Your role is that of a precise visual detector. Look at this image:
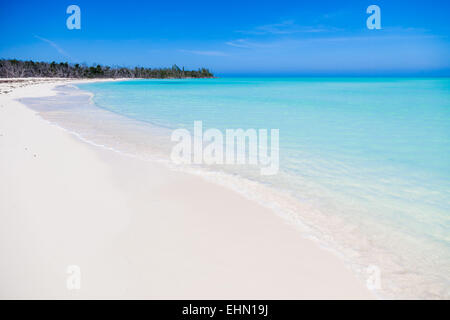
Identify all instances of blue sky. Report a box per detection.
[1,0,449,75]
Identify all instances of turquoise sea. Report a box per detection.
[54,78,450,298]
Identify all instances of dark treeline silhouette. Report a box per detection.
[0,59,214,79]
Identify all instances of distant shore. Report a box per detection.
[0,77,131,94]
[0,59,214,79]
[0,78,373,299]
[0,77,219,94]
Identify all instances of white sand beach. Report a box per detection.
[0,79,373,299]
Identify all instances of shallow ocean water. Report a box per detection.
[25,77,450,298]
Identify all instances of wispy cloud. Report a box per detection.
[381,26,431,34]
[179,49,227,56]
[225,39,252,48]
[321,9,348,20]
[34,35,72,59]
[224,33,442,53]
[225,39,277,49]
[237,20,340,35]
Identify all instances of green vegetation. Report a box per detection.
[0,59,214,79]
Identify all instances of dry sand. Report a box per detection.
[0,79,374,299]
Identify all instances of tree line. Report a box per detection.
[0,59,214,79]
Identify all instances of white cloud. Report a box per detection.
[225,39,277,49]
[237,20,340,35]
[225,39,252,48]
[34,35,72,59]
[179,49,227,56]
